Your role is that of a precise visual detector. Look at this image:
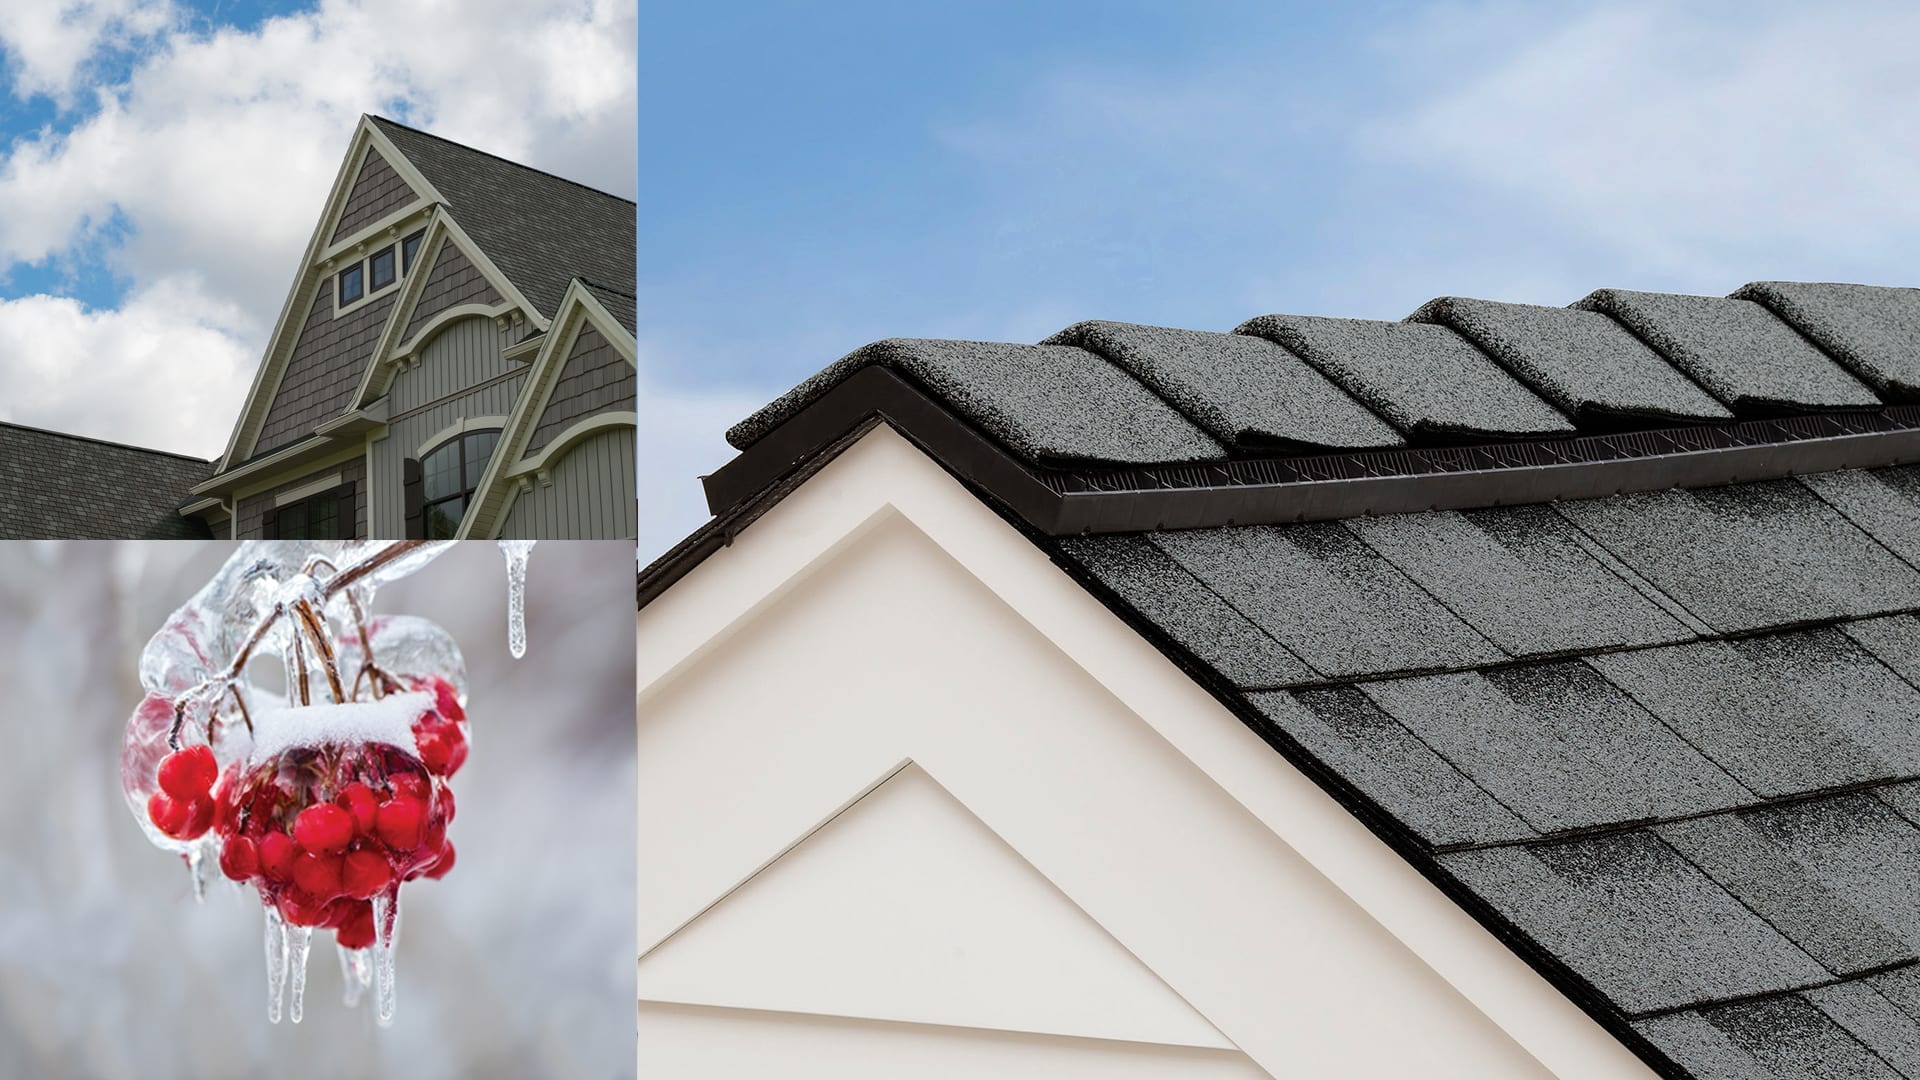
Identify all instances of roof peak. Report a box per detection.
[367,114,636,208]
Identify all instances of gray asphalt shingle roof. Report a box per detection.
[704,277,1920,1079]
[0,423,213,538]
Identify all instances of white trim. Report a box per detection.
[504,411,635,478]
[636,426,1658,1079]
[393,302,515,361]
[272,473,343,507]
[414,414,509,459]
[318,202,429,266]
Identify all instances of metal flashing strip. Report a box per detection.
[703,368,1920,537]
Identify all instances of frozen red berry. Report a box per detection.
[416,728,452,775]
[156,745,218,800]
[180,796,215,840]
[424,842,456,880]
[341,849,393,899]
[374,797,425,849]
[334,900,376,949]
[432,679,464,724]
[279,892,329,927]
[336,782,379,836]
[147,791,190,836]
[293,803,354,855]
[293,851,344,899]
[391,771,430,802]
[259,831,297,882]
[219,836,259,881]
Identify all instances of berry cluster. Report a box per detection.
[144,679,464,955]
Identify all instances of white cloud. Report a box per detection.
[0,0,637,453]
[0,0,175,104]
[632,356,769,562]
[1376,2,1920,287]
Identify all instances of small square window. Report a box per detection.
[369,246,396,291]
[401,230,425,273]
[338,263,364,306]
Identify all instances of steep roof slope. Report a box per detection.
[658,278,1920,1079]
[371,117,636,319]
[0,423,214,538]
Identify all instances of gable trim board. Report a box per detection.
[460,280,636,538]
[636,425,1656,1078]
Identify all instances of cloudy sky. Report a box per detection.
[638,0,1920,556]
[0,0,635,458]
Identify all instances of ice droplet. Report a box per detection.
[185,841,208,903]
[264,906,288,1024]
[373,889,402,1027]
[288,925,313,1023]
[498,540,535,659]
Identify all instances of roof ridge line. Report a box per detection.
[368,114,637,208]
[0,419,215,463]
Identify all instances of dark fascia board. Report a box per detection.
[702,366,1920,536]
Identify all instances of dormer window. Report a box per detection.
[369,245,396,290]
[402,230,425,273]
[338,263,364,306]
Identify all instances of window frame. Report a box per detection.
[419,429,500,539]
[401,230,426,275]
[368,244,396,291]
[270,486,347,540]
[337,263,364,307]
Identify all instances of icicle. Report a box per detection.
[498,540,534,659]
[264,906,289,1024]
[287,925,313,1023]
[339,944,371,1007]
[372,888,402,1027]
[186,842,208,903]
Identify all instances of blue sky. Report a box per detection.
[636,2,1920,554]
[0,0,634,463]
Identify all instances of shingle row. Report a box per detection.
[730,281,1920,466]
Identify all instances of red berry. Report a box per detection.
[416,728,452,775]
[336,783,379,836]
[178,796,214,840]
[341,849,393,899]
[279,892,329,927]
[293,851,344,900]
[391,771,430,802]
[259,831,297,882]
[335,900,376,949]
[147,791,189,836]
[219,836,259,881]
[374,797,425,849]
[430,678,464,724]
[423,809,448,855]
[293,803,354,855]
[425,841,456,880]
[156,745,218,800]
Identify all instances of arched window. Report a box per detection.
[419,429,499,538]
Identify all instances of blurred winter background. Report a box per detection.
[0,541,634,1080]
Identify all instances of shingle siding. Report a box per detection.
[329,148,415,243]
[403,240,504,342]
[254,288,398,455]
[234,457,365,539]
[525,324,634,453]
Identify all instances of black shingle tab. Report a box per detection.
[1867,966,1920,1020]
[1439,833,1828,1014]
[728,338,1227,463]
[0,423,214,538]
[1631,1012,1767,1080]
[1576,289,1879,411]
[1347,506,1695,657]
[1801,466,1920,569]
[1807,980,1920,1077]
[1253,688,1536,848]
[1696,995,1901,1080]
[1555,481,1920,633]
[1364,665,1749,834]
[1590,630,1920,797]
[1059,534,1316,687]
[1043,320,1404,451]
[1842,615,1920,688]
[1409,296,1732,423]
[1148,524,1503,678]
[1235,313,1575,439]
[1736,281,1920,398]
[1656,810,1912,975]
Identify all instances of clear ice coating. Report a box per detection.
[125,540,534,1025]
[498,540,535,659]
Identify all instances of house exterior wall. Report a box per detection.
[403,241,504,342]
[367,373,523,537]
[254,287,399,455]
[525,324,635,452]
[389,315,521,413]
[233,455,365,539]
[635,426,1659,1079]
[497,425,635,539]
[328,149,414,243]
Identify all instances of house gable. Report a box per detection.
[328,145,416,245]
[637,425,1653,1078]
